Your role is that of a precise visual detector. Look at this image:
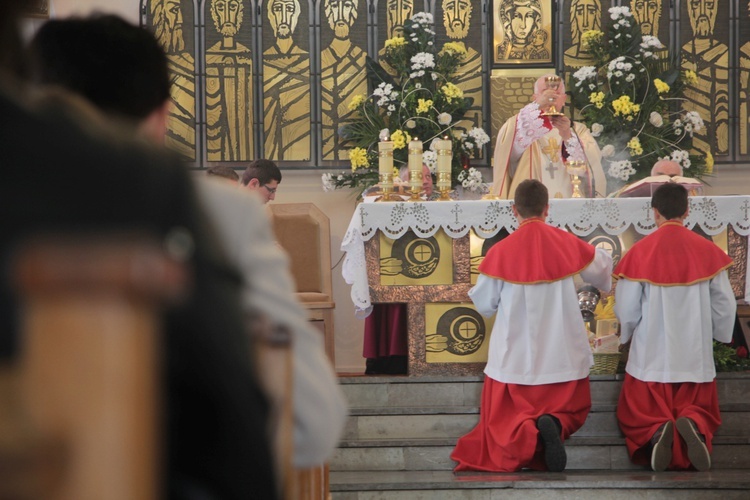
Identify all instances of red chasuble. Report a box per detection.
[614,221,732,285]
[478,218,596,284]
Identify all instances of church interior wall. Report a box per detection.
[45,0,750,373]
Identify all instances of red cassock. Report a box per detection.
[451,377,591,472]
[614,221,731,470]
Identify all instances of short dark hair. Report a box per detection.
[206,166,239,182]
[240,159,282,186]
[27,15,170,121]
[651,183,688,220]
[514,179,548,218]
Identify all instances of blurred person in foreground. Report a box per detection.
[28,13,346,469]
[1,5,277,500]
[451,179,612,472]
[614,183,735,471]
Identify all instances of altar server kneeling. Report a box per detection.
[614,183,735,472]
[451,179,613,472]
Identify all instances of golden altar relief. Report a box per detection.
[205,0,254,161]
[741,5,750,156]
[377,0,414,75]
[263,0,311,161]
[320,0,368,162]
[379,231,454,286]
[147,0,197,161]
[493,0,553,65]
[628,0,668,42]
[425,303,494,364]
[681,0,729,159]
[435,0,484,132]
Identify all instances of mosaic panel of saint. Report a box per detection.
[262,0,311,161]
[493,0,552,64]
[563,0,608,70]
[204,0,254,162]
[627,0,669,46]
[320,0,368,161]
[738,2,750,156]
[144,0,197,161]
[680,0,729,158]
[435,0,484,131]
[377,0,414,75]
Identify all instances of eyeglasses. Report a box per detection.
[262,184,277,194]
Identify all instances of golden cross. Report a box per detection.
[541,138,560,164]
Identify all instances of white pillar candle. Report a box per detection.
[408,138,423,191]
[378,139,394,176]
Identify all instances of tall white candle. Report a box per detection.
[408,138,423,191]
[436,138,452,175]
[379,139,393,175]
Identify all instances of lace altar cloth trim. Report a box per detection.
[341,196,750,313]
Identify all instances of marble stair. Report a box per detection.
[330,373,750,499]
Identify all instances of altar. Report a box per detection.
[341,196,750,376]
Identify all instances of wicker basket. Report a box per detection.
[591,352,621,375]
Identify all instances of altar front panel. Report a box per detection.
[347,198,750,376]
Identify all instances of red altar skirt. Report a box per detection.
[363,304,408,358]
[451,376,591,472]
[616,374,721,470]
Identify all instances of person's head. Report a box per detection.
[631,0,662,37]
[651,159,683,177]
[443,0,472,40]
[687,0,718,37]
[206,165,240,184]
[513,179,549,219]
[241,159,282,203]
[268,0,301,39]
[387,0,414,37]
[652,183,689,222]
[570,0,601,45]
[211,0,244,37]
[500,0,542,45]
[28,15,171,141]
[533,73,566,112]
[325,0,358,38]
[152,0,185,53]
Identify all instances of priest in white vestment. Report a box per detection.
[491,74,606,199]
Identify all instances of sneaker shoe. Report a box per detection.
[650,420,673,472]
[676,417,711,471]
[537,414,566,472]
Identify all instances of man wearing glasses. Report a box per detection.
[241,159,282,203]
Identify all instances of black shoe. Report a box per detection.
[676,417,711,471]
[650,420,673,472]
[537,414,566,472]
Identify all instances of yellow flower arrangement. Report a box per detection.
[347,94,366,111]
[440,82,463,103]
[611,95,640,117]
[684,70,698,85]
[390,129,411,149]
[705,151,714,174]
[627,137,643,155]
[653,79,670,94]
[581,29,604,49]
[384,36,406,49]
[348,147,369,170]
[416,99,433,114]
[439,42,467,57]
[589,91,605,109]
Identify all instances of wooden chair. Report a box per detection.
[1,235,185,500]
[269,203,336,364]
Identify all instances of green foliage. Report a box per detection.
[568,6,711,190]
[713,341,750,372]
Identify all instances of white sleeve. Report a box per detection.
[710,271,737,343]
[614,278,643,344]
[580,247,613,292]
[468,274,503,318]
[564,134,586,162]
[510,103,549,175]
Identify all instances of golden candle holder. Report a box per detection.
[436,172,452,201]
[376,172,402,202]
[565,160,587,198]
[409,182,422,201]
[541,75,564,117]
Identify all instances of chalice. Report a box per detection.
[541,75,564,117]
[565,160,588,198]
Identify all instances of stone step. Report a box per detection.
[341,407,750,441]
[331,437,750,472]
[329,469,750,499]
[339,374,750,409]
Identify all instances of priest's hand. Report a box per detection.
[549,115,572,140]
[534,89,558,112]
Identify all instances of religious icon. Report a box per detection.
[147,0,197,161]
[205,0,254,161]
[628,0,667,41]
[563,0,602,69]
[377,0,414,75]
[493,0,553,65]
[379,231,454,286]
[263,0,311,161]
[424,303,493,365]
[680,0,729,158]
[320,0,368,161]
[436,0,484,132]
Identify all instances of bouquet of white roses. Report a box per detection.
[569,6,710,188]
[322,12,490,196]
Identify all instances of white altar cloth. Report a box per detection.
[341,196,750,315]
